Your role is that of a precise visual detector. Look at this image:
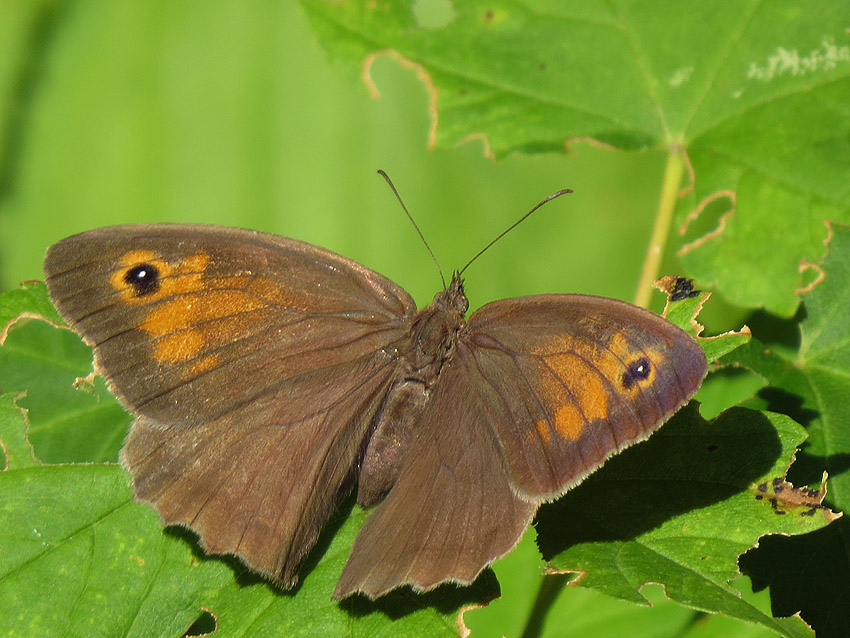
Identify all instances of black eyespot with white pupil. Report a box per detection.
[622,357,651,389]
[123,263,160,297]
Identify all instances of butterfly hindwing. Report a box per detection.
[335,356,536,600]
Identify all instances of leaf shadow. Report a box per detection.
[739,518,849,637]
[536,404,783,558]
[744,307,803,352]
[756,386,819,429]
[339,571,500,620]
[163,494,358,595]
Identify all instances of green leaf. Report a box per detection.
[0,284,130,464]
[0,462,234,638]
[0,281,63,333]
[299,0,850,315]
[660,287,751,363]
[724,224,850,636]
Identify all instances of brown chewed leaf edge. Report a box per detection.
[753,474,839,522]
[0,392,41,471]
[0,281,65,344]
[655,276,751,364]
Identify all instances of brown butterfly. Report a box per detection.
[44,219,706,600]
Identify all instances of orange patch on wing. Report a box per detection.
[533,329,676,442]
[142,298,192,334]
[553,403,585,441]
[112,250,265,365]
[151,252,209,300]
[535,419,552,445]
[110,249,291,370]
[155,330,205,363]
[536,329,668,438]
[191,354,220,375]
[191,289,267,320]
[140,289,266,337]
[544,352,609,439]
[142,289,269,365]
[110,250,209,304]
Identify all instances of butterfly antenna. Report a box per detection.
[458,188,573,276]
[378,170,447,289]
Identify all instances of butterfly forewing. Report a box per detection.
[45,225,415,426]
[464,294,707,499]
[44,224,417,585]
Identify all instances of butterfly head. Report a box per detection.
[434,271,469,316]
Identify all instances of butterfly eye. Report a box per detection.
[622,357,651,389]
[123,263,161,297]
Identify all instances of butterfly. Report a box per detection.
[44,221,706,600]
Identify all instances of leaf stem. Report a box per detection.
[633,149,685,308]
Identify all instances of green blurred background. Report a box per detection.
[0,1,666,314]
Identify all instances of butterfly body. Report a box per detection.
[44,224,707,600]
[358,276,468,506]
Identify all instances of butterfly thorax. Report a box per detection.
[406,275,468,379]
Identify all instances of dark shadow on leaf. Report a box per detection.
[739,518,848,638]
[339,569,500,620]
[165,492,502,617]
[162,524,260,587]
[183,609,216,637]
[255,493,360,595]
[751,384,848,493]
[744,306,804,352]
[163,494,357,596]
[536,404,782,559]
[786,450,850,499]
[757,387,819,429]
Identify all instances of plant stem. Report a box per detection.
[519,574,569,638]
[633,149,685,308]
